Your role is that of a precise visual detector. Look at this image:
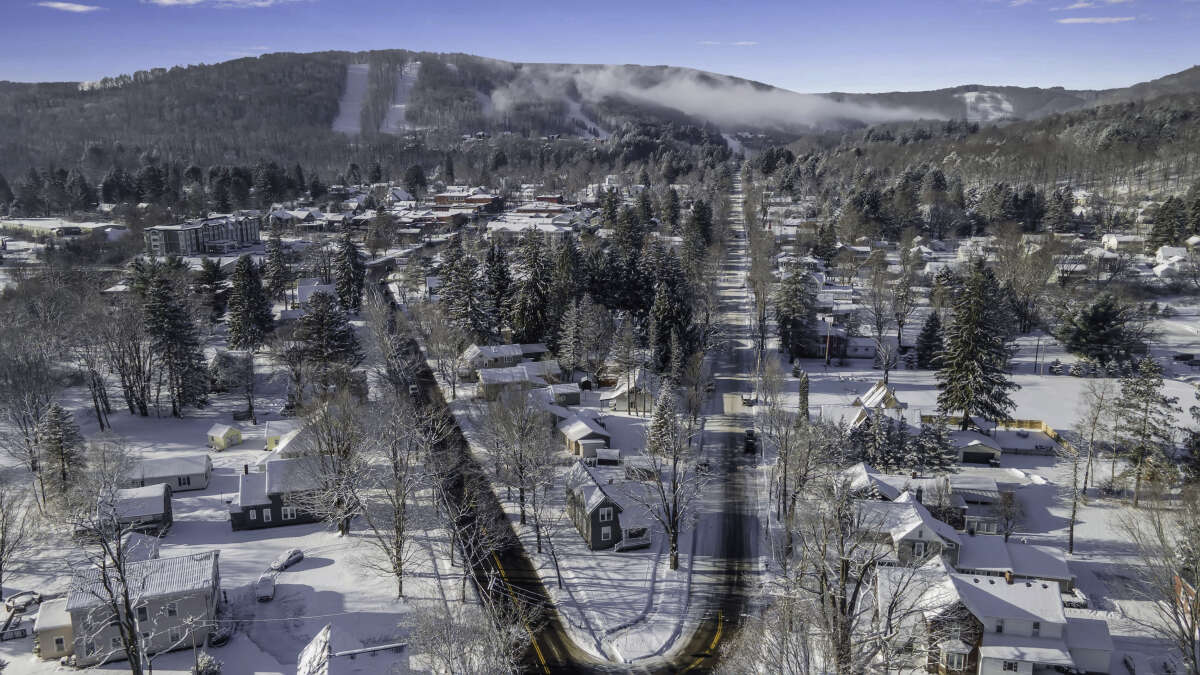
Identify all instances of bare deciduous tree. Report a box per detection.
[0,481,33,602]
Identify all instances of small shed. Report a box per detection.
[264,420,302,451]
[557,415,610,455]
[207,423,242,451]
[33,598,73,660]
[114,484,173,532]
[546,383,582,406]
[595,448,622,466]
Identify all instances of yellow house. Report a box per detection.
[33,598,73,661]
[263,420,301,451]
[207,423,242,451]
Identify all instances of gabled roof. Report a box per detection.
[134,454,210,481]
[67,550,219,611]
[234,472,269,509]
[951,573,1066,625]
[115,484,168,519]
[558,415,610,442]
[265,457,324,495]
[852,380,905,410]
[566,461,623,515]
[979,633,1073,667]
[207,423,236,437]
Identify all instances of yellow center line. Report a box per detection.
[682,610,723,673]
[492,552,552,674]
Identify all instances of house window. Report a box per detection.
[601,526,612,542]
[1002,661,1019,672]
[262,509,272,523]
[178,476,191,487]
[166,602,178,617]
[136,606,148,622]
[912,541,926,558]
[1032,621,1040,637]
[598,507,613,523]
[943,652,966,670]
[249,510,256,521]
[995,619,1004,633]
[282,506,298,520]
[54,636,65,652]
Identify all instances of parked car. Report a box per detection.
[255,574,275,602]
[4,590,41,612]
[270,548,304,571]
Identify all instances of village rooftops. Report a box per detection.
[478,365,548,386]
[66,550,219,611]
[956,536,1071,583]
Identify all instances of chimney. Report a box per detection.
[1004,571,1013,585]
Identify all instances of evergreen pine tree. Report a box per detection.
[774,264,820,360]
[663,188,681,233]
[557,299,583,375]
[263,228,291,305]
[936,262,1019,430]
[510,231,553,344]
[613,319,643,414]
[441,253,493,341]
[915,413,958,474]
[646,387,679,457]
[145,275,209,417]
[797,370,810,421]
[227,254,275,350]
[915,312,943,369]
[333,233,365,313]
[1115,357,1181,507]
[37,403,84,497]
[668,329,684,383]
[482,241,513,334]
[295,291,363,383]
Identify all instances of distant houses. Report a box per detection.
[143,214,260,257]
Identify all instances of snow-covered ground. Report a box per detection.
[0,331,458,674]
[380,61,421,135]
[332,63,370,135]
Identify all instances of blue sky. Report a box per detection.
[2,0,1197,92]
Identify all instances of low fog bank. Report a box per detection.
[488,63,946,130]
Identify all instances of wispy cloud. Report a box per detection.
[1053,0,1131,9]
[731,40,759,46]
[143,0,303,7]
[1056,15,1135,22]
[36,1,103,11]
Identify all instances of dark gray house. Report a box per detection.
[566,462,623,550]
[228,458,322,531]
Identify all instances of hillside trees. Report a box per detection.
[333,233,366,313]
[293,290,364,389]
[144,274,208,417]
[774,264,820,361]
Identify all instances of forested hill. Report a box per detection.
[0,48,1198,180]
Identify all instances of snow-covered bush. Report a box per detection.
[192,652,222,675]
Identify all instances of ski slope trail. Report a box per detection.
[380,61,420,134]
[332,63,370,134]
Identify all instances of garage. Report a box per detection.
[963,451,995,464]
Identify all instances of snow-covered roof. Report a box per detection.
[558,415,610,442]
[599,368,650,400]
[234,471,269,509]
[951,573,1066,625]
[895,492,960,543]
[852,380,905,410]
[34,598,71,631]
[857,493,958,546]
[478,365,547,386]
[120,532,161,563]
[463,343,524,362]
[842,462,902,500]
[207,423,235,437]
[133,454,210,481]
[1007,543,1071,582]
[265,457,324,495]
[979,633,1073,666]
[67,550,219,611]
[1064,616,1113,652]
[950,430,1001,452]
[566,461,623,515]
[115,484,168,519]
